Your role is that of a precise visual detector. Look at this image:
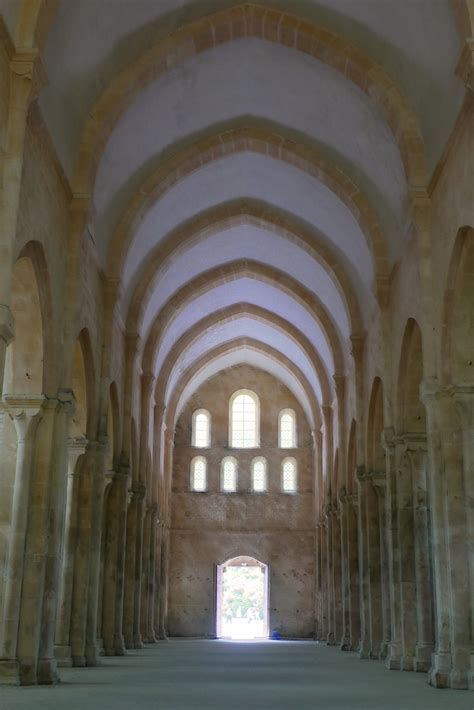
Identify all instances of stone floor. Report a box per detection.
[1,640,472,709]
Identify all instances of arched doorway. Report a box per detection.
[216,557,269,639]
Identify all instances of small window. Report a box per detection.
[230,390,259,448]
[279,409,297,448]
[282,457,297,493]
[190,456,207,492]
[251,457,267,493]
[192,409,210,447]
[221,457,237,492]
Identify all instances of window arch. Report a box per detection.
[221,456,238,492]
[190,456,207,492]
[282,457,297,493]
[229,389,260,448]
[279,408,297,448]
[251,457,267,493]
[192,409,211,447]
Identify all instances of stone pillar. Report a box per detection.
[356,467,370,659]
[37,394,74,684]
[140,504,152,642]
[317,518,328,641]
[421,381,453,688]
[123,488,136,649]
[357,468,384,659]
[0,396,43,684]
[100,466,129,656]
[325,504,335,645]
[331,505,343,646]
[54,438,88,666]
[146,506,159,643]
[133,484,146,648]
[397,449,417,670]
[373,476,390,661]
[339,489,359,651]
[85,443,108,667]
[347,493,360,651]
[383,428,402,670]
[408,445,434,672]
[113,468,129,655]
[16,398,59,684]
[153,520,163,640]
[69,442,96,667]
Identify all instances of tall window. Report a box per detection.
[221,456,237,492]
[282,457,297,493]
[251,457,267,493]
[279,409,297,448]
[230,390,259,448]
[190,456,207,492]
[192,409,210,447]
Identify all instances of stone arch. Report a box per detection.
[397,318,426,433]
[3,241,55,396]
[163,336,321,432]
[347,419,357,493]
[141,259,345,378]
[152,303,331,408]
[107,125,387,287]
[15,0,60,49]
[69,328,96,440]
[72,3,427,196]
[367,377,385,472]
[126,199,363,334]
[441,226,474,385]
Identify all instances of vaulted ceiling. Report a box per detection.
[5,0,467,426]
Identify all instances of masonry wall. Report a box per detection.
[168,364,315,638]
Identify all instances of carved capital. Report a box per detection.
[3,394,45,442]
[67,436,88,475]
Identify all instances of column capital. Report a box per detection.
[3,394,45,441]
[164,427,175,446]
[67,436,88,475]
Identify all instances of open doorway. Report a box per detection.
[216,556,269,639]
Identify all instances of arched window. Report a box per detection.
[282,457,297,493]
[251,457,267,493]
[190,456,207,492]
[221,456,237,492]
[279,409,297,448]
[192,409,210,447]
[229,390,259,448]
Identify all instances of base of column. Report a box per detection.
[339,635,351,651]
[326,632,336,646]
[429,651,451,689]
[85,644,99,667]
[414,643,432,673]
[37,658,60,685]
[386,642,402,670]
[133,636,144,649]
[145,631,157,644]
[400,654,415,671]
[379,642,388,661]
[54,644,72,667]
[450,668,469,690]
[358,640,370,659]
[114,635,126,656]
[19,659,37,686]
[0,659,20,685]
[96,637,105,656]
[71,654,86,667]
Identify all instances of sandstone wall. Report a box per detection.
[168,364,315,638]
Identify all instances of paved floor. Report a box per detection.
[1,640,472,710]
